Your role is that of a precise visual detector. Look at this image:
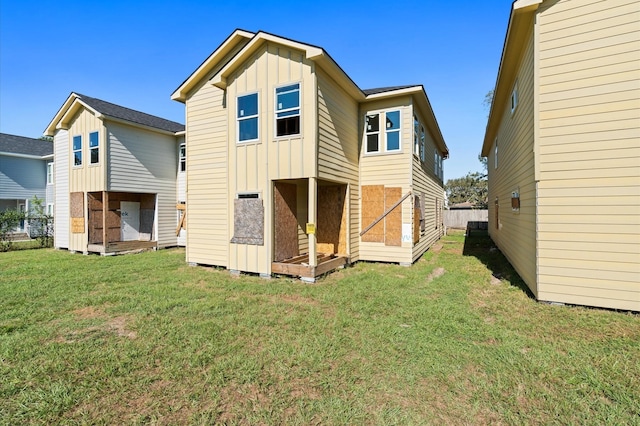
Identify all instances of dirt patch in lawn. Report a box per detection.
[426,267,446,282]
[55,307,137,342]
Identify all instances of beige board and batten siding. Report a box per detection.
[487,21,537,296]
[411,101,446,263]
[226,43,316,274]
[316,67,360,260]
[54,129,70,249]
[535,0,640,310]
[68,108,106,252]
[359,96,414,263]
[183,40,251,267]
[107,121,178,248]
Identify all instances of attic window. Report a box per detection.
[511,82,518,115]
[275,83,300,137]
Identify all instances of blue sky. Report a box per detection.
[0,0,511,180]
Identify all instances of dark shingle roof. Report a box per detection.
[0,133,53,157]
[362,85,420,96]
[75,93,185,133]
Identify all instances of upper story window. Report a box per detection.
[413,115,419,156]
[237,92,259,142]
[365,114,380,153]
[365,110,401,154]
[275,83,300,137]
[420,126,426,163]
[439,155,444,180]
[47,162,54,185]
[73,135,82,166]
[89,131,99,164]
[494,138,498,169]
[511,82,518,115]
[385,110,401,152]
[434,150,439,177]
[179,143,186,172]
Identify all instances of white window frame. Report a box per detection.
[413,115,420,156]
[511,81,518,115]
[384,110,402,152]
[47,162,54,185]
[420,125,426,163]
[89,131,99,165]
[237,91,259,143]
[46,203,54,216]
[434,149,439,177]
[494,138,498,169]
[274,82,301,138]
[179,142,186,172]
[72,135,82,167]
[364,113,381,154]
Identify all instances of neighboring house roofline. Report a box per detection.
[171,28,256,102]
[481,0,542,156]
[0,132,54,157]
[45,92,184,136]
[362,85,449,158]
[0,152,52,160]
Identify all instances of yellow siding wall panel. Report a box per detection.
[536,0,640,311]
[316,68,360,260]
[487,23,538,295]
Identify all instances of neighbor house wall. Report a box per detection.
[177,135,186,247]
[316,67,360,261]
[54,129,70,249]
[358,96,414,263]
[107,121,178,248]
[535,0,640,310]
[225,42,316,274]
[486,22,537,296]
[0,155,47,201]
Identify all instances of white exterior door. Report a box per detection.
[120,201,140,241]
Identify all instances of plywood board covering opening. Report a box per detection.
[274,182,299,261]
[385,187,402,247]
[361,185,384,242]
[317,184,348,255]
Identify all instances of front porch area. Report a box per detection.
[86,191,157,254]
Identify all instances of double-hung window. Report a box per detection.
[73,135,82,166]
[420,126,426,162]
[385,110,401,151]
[365,110,401,154]
[47,162,54,185]
[237,92,259,142]
[275,83,300,137]
[413,115,419,156]
[365,114,380,153]
[179,143,186,172]
[89,131,99,164]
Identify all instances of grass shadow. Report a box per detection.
[461,225,535,300]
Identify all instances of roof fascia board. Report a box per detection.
[171,29,255,102]
[44,93,78,136]
[481,1,540,156]
[211,32,324,90]
[57,99,102,130]
[0,152,51,160]
[102,116,180,137]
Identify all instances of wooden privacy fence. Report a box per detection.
[444,209,488,229]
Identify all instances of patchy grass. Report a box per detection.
[1,232,638,425]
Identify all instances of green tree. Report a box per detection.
[0,209,25,251]
[445,172,488,208]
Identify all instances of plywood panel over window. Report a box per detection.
[317,185,348,254]
[361,185,385,242]
[70,192,84,233]
[385,187,402,247]
[231,197,264,245]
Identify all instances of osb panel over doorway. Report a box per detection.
[274,182,299,261]
[317,184,347,255]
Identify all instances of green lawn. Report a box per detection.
[1,231,638,425]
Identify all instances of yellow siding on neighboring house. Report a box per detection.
[487,24,537,296]
[316,68,360,261]
[68,108,106,252]
[359,97,413,263]
[536,0,640,310]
